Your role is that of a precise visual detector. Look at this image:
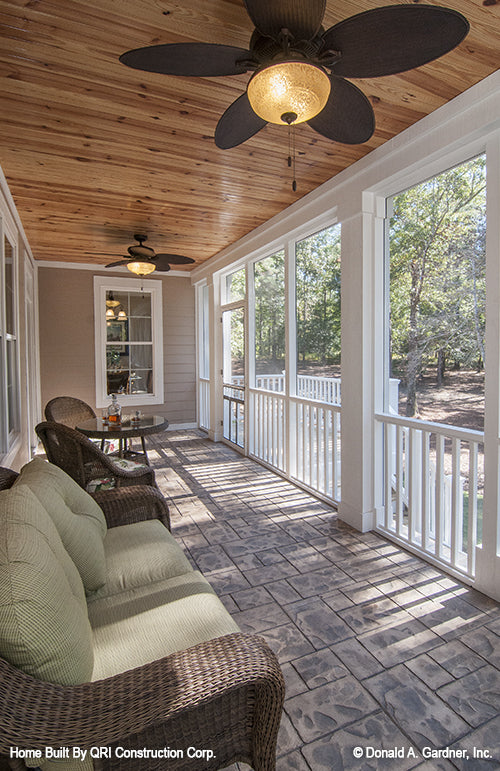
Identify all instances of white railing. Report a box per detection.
[293,400,341,502]
[376,412,483,579]
[249,389,286,472]
[234,373,342,404]
[223,384,244,448]
[297,375,341,404]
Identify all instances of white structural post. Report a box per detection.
[475,132,500,601]
[338,196,382,532]
[209,275,224,442]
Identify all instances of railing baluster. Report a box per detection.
[396,425,404,536]
[435,433,445,560]
[421,431,430,550]
[468,441,478,576]
[451,437,461,568]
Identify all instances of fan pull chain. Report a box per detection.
[287,124,297,192]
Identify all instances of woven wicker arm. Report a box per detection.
[91,485,171,530]
[35,422,156,490]
[0,467,18,491]
[0,633,284,771]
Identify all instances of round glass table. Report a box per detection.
[76,415,169,465]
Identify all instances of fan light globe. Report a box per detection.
[247,61,331,125]
[126,260,156,276]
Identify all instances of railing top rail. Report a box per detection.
[375,411,484,444]
[290,394,341,412]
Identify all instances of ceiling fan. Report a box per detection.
[105,234,195,275]
[119,0,469,149]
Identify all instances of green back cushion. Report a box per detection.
[15,458,107,591]
[0,486,94,684]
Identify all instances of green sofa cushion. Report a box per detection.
[15,457,107,591]
[88,519,193,601]
[0,486,94,685]
[89,571,240,680]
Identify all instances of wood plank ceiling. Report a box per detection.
[0,0,498,270]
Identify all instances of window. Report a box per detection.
[0,227,20,456]
[224,267,246,303]
[296,224,341,403]
[94,277,163,408]
[253,250,285,389]
[388,155,486,425]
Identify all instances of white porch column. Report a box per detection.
[475,132,500,601]
[209,275,223,442]
[338,194,383,532]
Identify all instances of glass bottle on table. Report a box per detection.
[108,393,122,424]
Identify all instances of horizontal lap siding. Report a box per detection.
[38,268,196,425]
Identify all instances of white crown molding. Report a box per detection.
[35,259,190,278]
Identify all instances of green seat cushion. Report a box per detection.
[84,458,149,493]
[89,571,240,680]
[0,486,94,685]
[15,457,107,591]
[88,519,193,601]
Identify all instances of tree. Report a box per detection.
[390,156,486,416]
[296,224,341,371]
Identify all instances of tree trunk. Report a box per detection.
[437,349,446,385]
[406,263,421,417]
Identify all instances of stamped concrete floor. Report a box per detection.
[150,429,500,770]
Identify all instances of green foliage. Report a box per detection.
[296,225,341,366]
[254,251,285,370]
[389,155,486,412]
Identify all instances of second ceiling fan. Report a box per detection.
[105,234,195,275]
[119,0,469,149]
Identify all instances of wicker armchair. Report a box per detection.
[44,396,96,428]
[35,421,156,491]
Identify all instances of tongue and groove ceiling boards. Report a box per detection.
[0,0,498,268]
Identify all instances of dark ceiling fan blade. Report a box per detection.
[307,76,375,144]
[105,259,131,268]
[155,253,195,265]
[215,93,267,149]
[244,0,326,41]
[148,257,171,272]
[120,42,252,77]
[322,5,469,79]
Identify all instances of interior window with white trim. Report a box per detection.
[94,277,163,408]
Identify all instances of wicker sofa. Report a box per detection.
[0,459,284,771]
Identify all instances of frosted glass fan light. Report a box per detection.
[126,260,156,276]
[247,61,331,125]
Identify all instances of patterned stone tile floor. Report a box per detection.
[148,429,500,770]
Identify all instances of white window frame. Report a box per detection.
[0,215,21,460]
[93,276,164,409]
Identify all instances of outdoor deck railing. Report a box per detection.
[375,412,484,579]
[222,374,481,578]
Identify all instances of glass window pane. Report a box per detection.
[106,345,129,394]
[106,320,127,342]
[223,308,245,385]
[200,285,210,379]
[130,345,152,370]
[5,236,15,336]
[253,251,285,390]
[389,155,486,428]
[129,316,151,342]
[225,268,245,303]
[129,293,152,317]
[7,340,19,434]
[130,369,152,394]
[296,224,341,403]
